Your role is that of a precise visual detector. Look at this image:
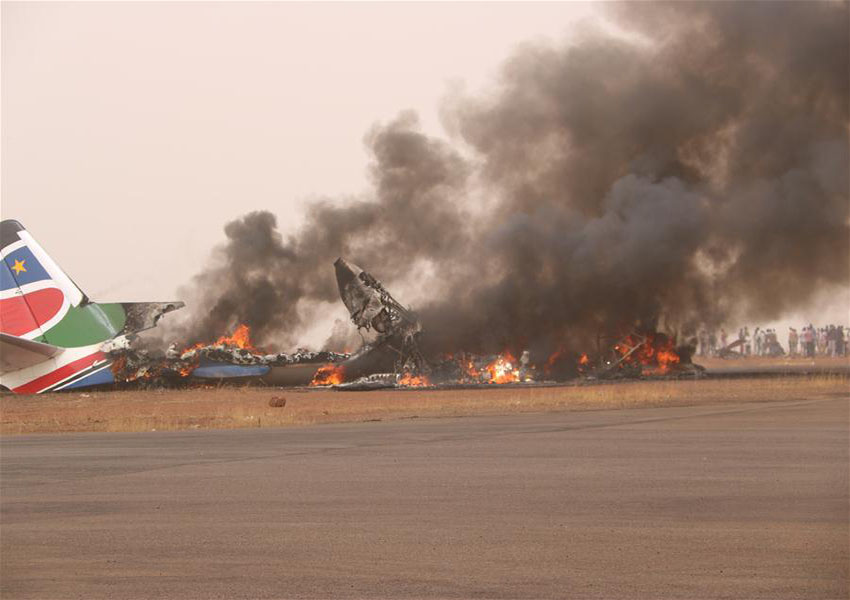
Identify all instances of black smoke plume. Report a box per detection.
[172,2,849,358]
[170,111,470,347]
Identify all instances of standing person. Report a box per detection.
[769,329,783,355]
[788,327,798,357]
[827,325,837,357]
[806,324,816,358]
[720,328,728,350]
[802,326,808,357]
[818,327,827,356]
[742,326,751,356]
[709,330,717,357]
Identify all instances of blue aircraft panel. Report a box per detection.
[190,363,270,379]
[62,364,116,389]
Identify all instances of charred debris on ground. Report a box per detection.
[93,4,850,392]
[107,258,704,392]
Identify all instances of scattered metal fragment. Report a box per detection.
[334,373,399,391]
[718,338,745,359]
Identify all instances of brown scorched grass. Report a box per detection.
[1,374,847,435]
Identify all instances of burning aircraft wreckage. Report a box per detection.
[104,258,704,393]
[0,215,701,395]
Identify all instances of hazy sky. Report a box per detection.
[2,1,598,300]
[3,2,846,339]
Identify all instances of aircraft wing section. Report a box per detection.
[0,332,64,375]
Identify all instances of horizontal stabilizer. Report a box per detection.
[119,302,185,335]
[0,332,63,375]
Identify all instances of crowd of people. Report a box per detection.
[787,324,848,358]
[695,324,849,358]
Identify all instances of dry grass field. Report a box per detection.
[1,372,847,434]
[698,355,850,372]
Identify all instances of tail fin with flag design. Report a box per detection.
[1,220,183,393]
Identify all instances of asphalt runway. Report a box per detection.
[2,397,848,599]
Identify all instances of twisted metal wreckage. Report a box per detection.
[0,218,700,394]
[109,257,426,388]
[110,258,704,390]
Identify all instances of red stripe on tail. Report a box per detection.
[13,351,106,394]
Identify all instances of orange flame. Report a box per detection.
[182,324,259,355]
[463,358,480,379]
[613,333,680,374]
[177,362,196,377]
[651,346,681,374]
[544,347,567,375]
[311,364,346,386]
[398,373,430,387]
[485,351,520,384]
[441,352,481,382]
[215,324,256,350]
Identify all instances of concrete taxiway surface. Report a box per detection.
[2,397,848,598]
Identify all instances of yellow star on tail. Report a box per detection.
[11,259,27,275]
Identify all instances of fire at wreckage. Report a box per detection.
[322,258,703,388]
[105,257,702,391]
[107,258,424,387]
[111,326,349,384]
[331,258,427,375]
[0,218,699,395]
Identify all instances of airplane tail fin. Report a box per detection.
[1,220,183,348]
[1,220,86,342]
